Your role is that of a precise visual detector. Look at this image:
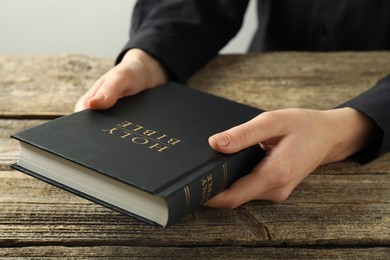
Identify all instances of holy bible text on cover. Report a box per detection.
[11,82,265,227]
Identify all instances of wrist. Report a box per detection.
[322,107,377,163]
[122,48,169,88]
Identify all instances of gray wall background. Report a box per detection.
[0,0,257,57]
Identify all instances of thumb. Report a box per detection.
[87,90,119,110]
[209,114,276,154]
[86,68,135,110]
[74,76,123,112]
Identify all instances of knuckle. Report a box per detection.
[114,64,131,76]
[258,111,278,125]
[270,189,291,202]
[230,125,253,145]
[269,168,293,188]
[110,66,135,85]
[258,110,290,132]
[264,168,295,202]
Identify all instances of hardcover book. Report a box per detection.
[11,82,265,227]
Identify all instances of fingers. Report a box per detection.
[204,109,347,209]
[205,144,310,209]
[208,112,287,154]
[87,71,130,110]
[204,148,301,208]
[75,48,170,113]
[74,66,135,112]
[74,77,105,112]
[205,118,317,208]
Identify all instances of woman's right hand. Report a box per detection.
[74,48,169,112]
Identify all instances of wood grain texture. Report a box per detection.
[0,120,47,170]
[0,55,113,117]
[0,246,389,259]
[1,170,388,247]
[1,52,390,116]
[1,53,389,258]
[189,52,390,111]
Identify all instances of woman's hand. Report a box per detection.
[206,107,376,208]
[75,48,169,112]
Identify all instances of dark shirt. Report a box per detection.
[250,0,390,52]
[118,0,390,161]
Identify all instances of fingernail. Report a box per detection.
[211,133,230,147]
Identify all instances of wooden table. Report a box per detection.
[1,53,389,258]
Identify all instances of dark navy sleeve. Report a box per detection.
[338,75,390,163]
[116,0,249,83]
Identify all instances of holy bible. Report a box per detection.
[11,82,265,227]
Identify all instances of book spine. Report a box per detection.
[162,146,264,227]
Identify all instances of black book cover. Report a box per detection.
[11,82,265,227]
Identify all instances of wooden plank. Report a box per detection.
[2,52,390,116]
[314,155,390,175]
[0,246,389,259]
[189,52,390,111]
[0,119,47,170]
[268,174,390,246]
[2,53,390,257]
[1,171,388,247]
[0,171,267,246]
[0,55,113,117]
